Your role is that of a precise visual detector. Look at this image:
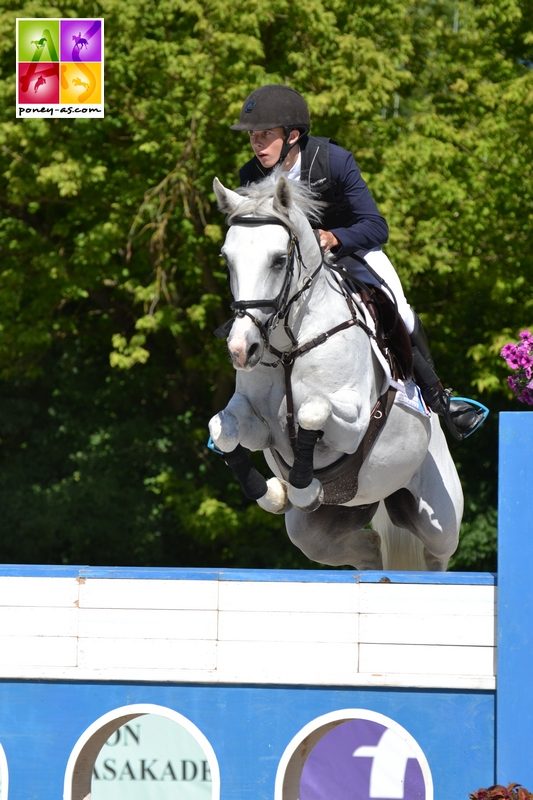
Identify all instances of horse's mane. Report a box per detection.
[229,168,325,230]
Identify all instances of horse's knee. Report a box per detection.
[208,409,239,452]
[298,397,331,430]
[209,393,270,452]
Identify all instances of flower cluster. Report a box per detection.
[470,784,533,800]
[500,330,533,406]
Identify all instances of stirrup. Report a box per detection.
[445,396,490,441]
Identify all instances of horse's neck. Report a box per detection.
[289,267,384,402]
[290,265,351,336]
[293,216,322,273]
[265,265,329,351]
[262,211,384,402]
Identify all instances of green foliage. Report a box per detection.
[0,0,530,568]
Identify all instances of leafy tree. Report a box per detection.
[0,0,530,569]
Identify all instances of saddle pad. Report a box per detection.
[390,378,430,418]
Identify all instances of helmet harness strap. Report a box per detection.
[276,128,300,167]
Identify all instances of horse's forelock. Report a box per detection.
[228,171,324,231]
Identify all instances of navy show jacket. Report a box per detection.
[239,135,389,257]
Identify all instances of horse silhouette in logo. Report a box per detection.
[72,33,89,50]
[73,77,89,90]
[31,38,47,49]
[34,75,47,93]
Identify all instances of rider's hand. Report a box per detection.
[318,229,340,252]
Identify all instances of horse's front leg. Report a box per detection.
[287,389,368,511]
[287,396,332,511]
[209,393,290,513]
[209,391,270,453]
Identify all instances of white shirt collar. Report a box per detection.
[285,151,302,182]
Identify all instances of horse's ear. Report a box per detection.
[273,176,292,213]
[213,177,244,215]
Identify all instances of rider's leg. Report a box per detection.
[362,249,416,333]
[342,250,486,441]
[410,315,486,441]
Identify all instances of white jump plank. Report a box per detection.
[219,580,358,613]
[0,663,495,689]
[360,643,495,677]
[78,608,217,640]
[0,577,79,607]
[359,583,495,616]
[78,579,218,610]
[0,606,77,637]
[218,610,357,643]
[78,637,216,671]
[0,635,77,667]
[0,574,497,689]
[359,612,495,647]
[217,640,358,683]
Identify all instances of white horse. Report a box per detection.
[209,173,463,570]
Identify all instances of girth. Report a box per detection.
[269,385,397,505]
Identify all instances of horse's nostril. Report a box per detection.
[248,342,259,360]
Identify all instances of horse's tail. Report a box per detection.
[372,501,429,571]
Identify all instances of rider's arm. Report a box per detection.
[326,144,388,256]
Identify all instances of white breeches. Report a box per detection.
[352,249,416,334]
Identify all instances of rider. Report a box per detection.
[230,84,486,441]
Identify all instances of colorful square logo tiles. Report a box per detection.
[16,18,104,118]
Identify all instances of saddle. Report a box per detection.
[348,280,413,381]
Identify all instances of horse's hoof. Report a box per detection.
[256,478,290,514]
[287,478,324,512]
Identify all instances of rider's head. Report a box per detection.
[231,85,310,169]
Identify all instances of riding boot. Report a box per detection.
[410,315,485,441]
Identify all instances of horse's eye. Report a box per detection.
[272,255,287,271]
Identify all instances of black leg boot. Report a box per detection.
[410,315,485,441]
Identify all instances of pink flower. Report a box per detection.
[501,330,533,406]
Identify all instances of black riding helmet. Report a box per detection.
[231,84,310,166]
[231,84,310,133]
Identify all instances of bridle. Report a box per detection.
[227,214,323,352]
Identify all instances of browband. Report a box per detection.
[229,214,289,229]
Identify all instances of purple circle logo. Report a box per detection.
[277,709,433,800]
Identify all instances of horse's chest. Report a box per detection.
[238,373,288,427]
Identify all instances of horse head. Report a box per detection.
[213,173,323,370]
